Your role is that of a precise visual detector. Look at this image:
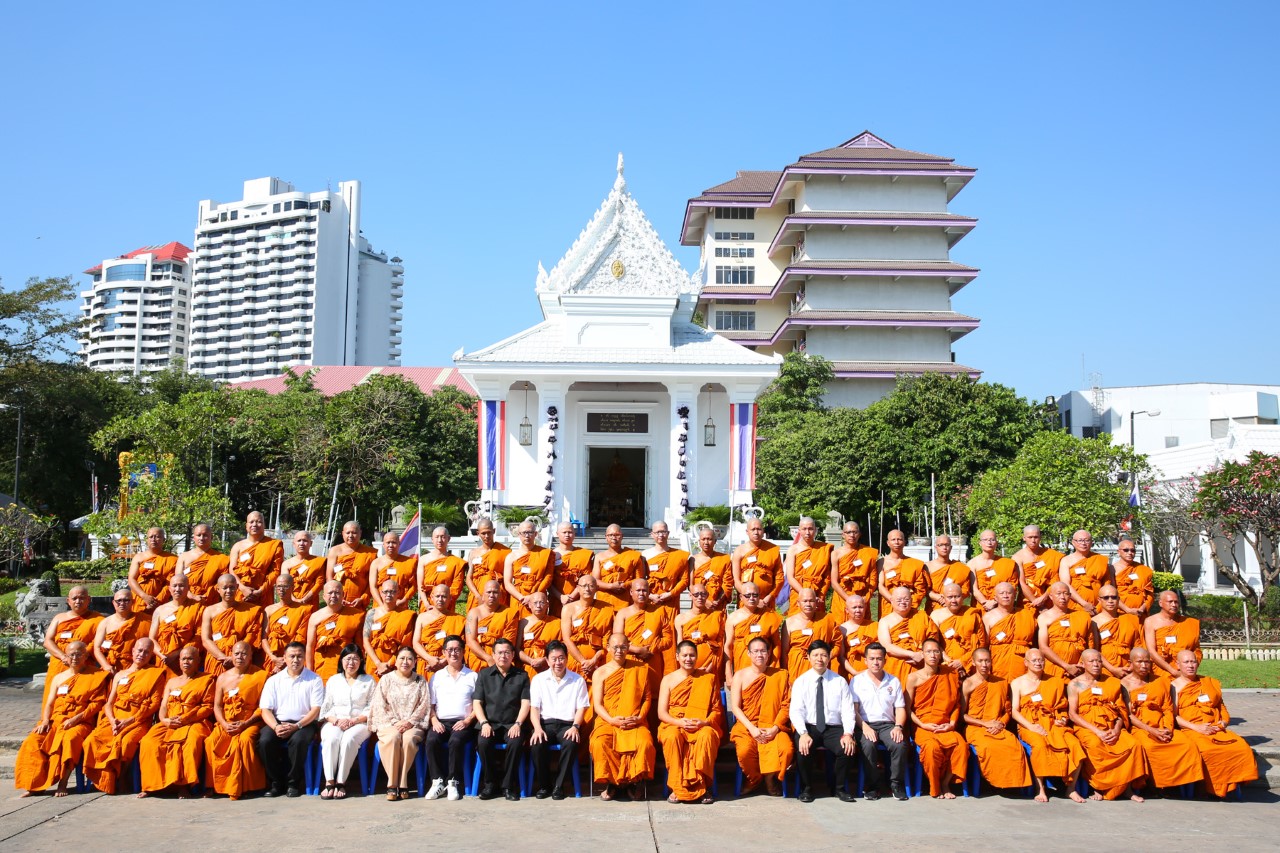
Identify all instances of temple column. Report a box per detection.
[666,380,698,532]
[538,379,567,538]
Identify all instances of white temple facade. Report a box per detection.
[455,157,780,530]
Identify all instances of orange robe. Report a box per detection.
[15,671,109,792]
[658,672,722,801]
[466,605,519,671]
[831,546,879,622]
[132,553,178,612]
[590,661,655,785]
[728,610,782,672]
[551,548,594,614]
[786,542,833,615]
[153,602,205,674]
[1115,562,1154,615]
[509,547,555,616]
[646,549,691,616]
[736,542,781,603]
[1016,676,1084,778]
[138,673,215,792]
[987,608,1037,682]
[842,620,880,675]
[84,666,167,793]
[520,615,562,680]
[622,605,675,691]
[373,554,418,604]
[692,553,733,612]
[679,610,726,685]
[596,549,647,610]
[312,608,365,680]
[264,603,313,661]
[784,614,844,682]
[964,676,1031,789]
[42,611,104,702]
[98,615,152,673]
[284,555,328,607]
[882,611,941,683]
[204,669,269,799]
[415,612,465,679]
[935,608,986,674]
[912,671,967,795]
[1176,677,1257,797]
[1020,549,1063,608]
[1097,613,1142,672]
[730,667,793,789]
[1153,618,1202,673]
[1042,610,1092,678]
[1126,677,1203,787]
[331,545,376,608]
[184,551,229,605]
[468,544,511,610]
[882,557,931,611]
[365,609,417,676]
[1065,553,1109,610]
[565,601,615,683]
[418,553,467,609]
[204,603,265,674]
[234,538,284,601]
[1074,676,1149,798]
[974,557,1017,604]
[926,560,972,612]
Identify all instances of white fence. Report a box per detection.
[1202,646,1280,662]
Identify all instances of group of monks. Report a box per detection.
[17,513,1256,804]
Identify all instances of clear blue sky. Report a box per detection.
[2,2,1276,402]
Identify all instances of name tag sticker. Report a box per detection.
[119,677,129,685]
[171,689,181,697]
[520,567,531,574]
[387,568,397,576]
[850,637,861,646]
[704,570,715,580]
[1128,573,1139,580]
[852,559,864,568]
[1035,561,1045,569]
[648,562,660,571]
[802,560,812,569]
[1165,636,1176,644]
[164,614,177,624]
[985,569,996,578]
[802,628,813,636]
[325,621,336,631]
[899,632,910,640]
[1074,567,1086,575]
[478,626,488,634]
[691,631,702,639]
[57,685,70,695]
[573,619,583,627]
[944,628,955,639]
[1091,686,1103,695]
[1031,693,1042,702]
[749,624,762,633]
[1199,694,1211,703]
[58,631,73,639]
[240,553,251,563]
[434,630,447,639]
[183,566,191,575]
[144,561,155,569]
[102,640,113,649]
[748,555,758,564]
[641,629,653,640]
[1100,629,1111,639]
[995,632,1006,641]
[1137,693,1147,701]
[212,632,223,641]
[372,623,383,632]
[603,561,614,570]
[1060,620,1071,628]
[524,631,535,641]
[335,569,344,579]
[886,570,897,579]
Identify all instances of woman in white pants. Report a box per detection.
[320,644,375,798]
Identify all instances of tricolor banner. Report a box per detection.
[399,506,422,556]
[478,399,506,491]
[729,402,757,491]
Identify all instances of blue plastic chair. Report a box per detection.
[569,513,585,535]
[854,738,915,798]
[964,742,1035,799]
[1018,737,1086,797]
[469,740,509,796]
[307,738,375,796]
[520,741,582,798]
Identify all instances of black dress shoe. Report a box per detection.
[551,789,566,800]
[837,790,856,803]
[864,789,882,801]
[534,788,551,799]
[264,786,283,798]
[285,787,302,798]
[478,785,498,800]
[504,789,520,801]
[798,789,815,803]
[892,786,909,801]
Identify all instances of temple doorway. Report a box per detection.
[587,447,646,528]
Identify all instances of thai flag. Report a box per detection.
[1128,477,1141,508]
[399,506,422,556]
[478,400,506,491]
[729,402,757,491]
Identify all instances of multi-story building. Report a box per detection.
[80,242,193,376]
[187,177,402,382]
[682,131,981,408]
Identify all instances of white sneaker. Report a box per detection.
[446,780,462,801]
[425,779,447,800]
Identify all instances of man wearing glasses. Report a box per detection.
[724,582,781,677]
[424,635,478,800]
[1092,584,1142,678]
[1112,538,1154,620]
[93,590,151,676]
[1058,531,1113,615]
[504,521,555,618]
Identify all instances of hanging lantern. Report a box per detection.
[703,416,716,446]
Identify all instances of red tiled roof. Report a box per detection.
[228,365,476,397]
[85,241,191,274]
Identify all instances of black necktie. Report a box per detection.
[814,674,827,733]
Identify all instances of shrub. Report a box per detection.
[685,505,730,526]
[0,577,22,595]
[52,558,129,580]
[1152,571,1183,593]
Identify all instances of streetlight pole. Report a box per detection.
[0,403,23,578]
[1128,407,1160,556]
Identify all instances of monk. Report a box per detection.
[732,518,781,607]
[590,632,656,801]
[781,587,844,682]
[417,525,467,611]
[370,530,416,609]
[1113,538,1154,619]
[1172,649,1258,798]
[1093,584,1142,677]
[93,588,151,675]
[518,591,562,680]
[642,520,690,618]
[925,534,971,612]
[561,575,616,684]
[363,580,417,677]
[305,580,365,680]
[614,577,675,701]
[202,573,265,673]
[325,520,376,609]
[40,585,103,703]
[1145,590,1201,678]
[877,586,941,684]
[465,579,519,671]
[983,582,1038,682]
[675,584,726,686]
[906,638,967,798]
[15,642,109,797]
[228,511,284,604]
[593,524,648,610]
[1010,648,1086,802]
[929,582,986,676]
[263,573,311,673]
[465,518,510,611]
[839,594,879,677]
[1013,524,1063,611]
[961,647,1032,793]
[504,520,555,617]
[1122,647,1204,791]
[150,574,204,675]
[783,516,834,615]
[137,643,214,797]
[126,527,177,613]
[657,640,723,804]
[204,640,268,799]
[690,526,732,611]
[412,583,465,679]
[725,581,782,675]
[176,523,229,605]
[970,530,1019,612]
[728,636,792,796]
[1068,649,1149,800]
[280,530,327,610]
[551,521,594,614]
[830,521,878,623]
[84,638,166,794]
[878,529,931,612]
[1037,582,1096,678]
[1059,530,1112,614]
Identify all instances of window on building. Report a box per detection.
[714,207,755,220]
[229,210,238,221]
[714,310,756,331]
[714,266,755,285]
[713,231,756,241]
[714,247,755,258]
[104,264,147,283]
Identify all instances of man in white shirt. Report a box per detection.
[424,634,478,800]
[528,640,589,799]
[849,641,909,800]
[788,640,858,803]
[256,641,325,797]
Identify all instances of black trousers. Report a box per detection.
[794,724,851,794]
[477,722,527,790]
[425,718,478,783]
[858,720,908,789]
[530,719,580,792]
[256,721,317,790]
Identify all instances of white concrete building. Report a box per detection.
[79,242,193,375]
[187,178,402,382]
[681,131,981,408]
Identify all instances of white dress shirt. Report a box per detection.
[529,668,590,722]
[789,668,857,736]
[260,668,325,722]
[320,672,375,720]
[850,670,905,724]
[429,665,478,719]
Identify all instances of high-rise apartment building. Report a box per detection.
[187,177,402,382]
[79,242,193,375]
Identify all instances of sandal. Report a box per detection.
[600,784,615,802]
[333,785,347,800]
[321,783,335,800]
[386,789,399,801]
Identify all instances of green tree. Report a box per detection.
[757,352,833,430]
[0,276,82,365]
[0,504,56,565]
[1192,452,1280,606]
[81,456,234,551]
[413,384,479,506]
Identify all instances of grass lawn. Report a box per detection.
[0,648,48,679]
[1199,659,1280,689]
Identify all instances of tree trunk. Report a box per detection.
[1206,531,1262,607]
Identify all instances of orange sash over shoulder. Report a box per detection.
[1176,677,1257,797]
[204,603,265,674]
[1016,676,1083,778]
[590,661,655,785]
[787,543,833,614]
[132,554,178,612]
[1074,676,1148,799]
[42,611,104,702]
[84,666,167,793]
[15,671,109,792]
[693,553,733,611]
[419,554,467,608]
[285,555,328,606]
[205,669,268,799]
[964,676,1031,789]
[831,546,878,622]
[730,667,793,787]
[658,672,722,801]
[1127,677,1202,787]
[265,603,313,659]
[987,609,1037,682]
[785,614,844,682]
[510,547,555,616]
[99,616,152,672]
[738,543,781,602]
[974,558,1017,603]
[234,539,284,600]
[331,545,376,608]
[883,611,940,684]
[138,673,215,792]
